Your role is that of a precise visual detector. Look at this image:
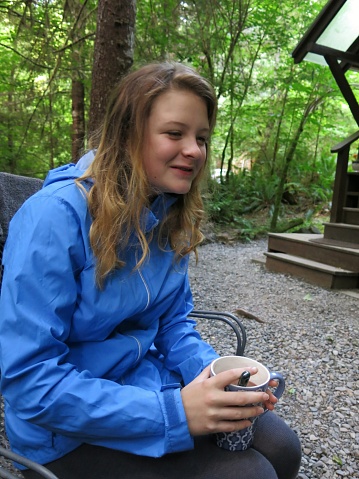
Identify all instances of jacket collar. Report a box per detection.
[142,194,179,233]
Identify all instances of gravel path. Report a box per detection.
[189,239,359,479]
[1,238,358,478]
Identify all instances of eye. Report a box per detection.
[167,131,182,138]
[197,136,208,146]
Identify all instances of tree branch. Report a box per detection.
[53,32,96,53]
[0,42,50,70]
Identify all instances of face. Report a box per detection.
[142,89,210,195]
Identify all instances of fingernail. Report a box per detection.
[263,394,269,401]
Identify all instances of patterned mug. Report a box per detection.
[210,356,285,451]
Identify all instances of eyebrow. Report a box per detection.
[163,121,210,132]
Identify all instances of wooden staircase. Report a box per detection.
[265,134,359,290]
[265,232,359,289]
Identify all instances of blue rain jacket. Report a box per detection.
[0,164,218,468]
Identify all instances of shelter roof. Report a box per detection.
[292,0,359,125]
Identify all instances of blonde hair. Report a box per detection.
[77,62,217,287]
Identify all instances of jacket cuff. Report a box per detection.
[158,385,194,453]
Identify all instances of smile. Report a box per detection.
[172,166,193,172]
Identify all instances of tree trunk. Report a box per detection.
[48,85,55,170]
[72,79,85,162]
[88,0,136,137]
[7,89,15,173]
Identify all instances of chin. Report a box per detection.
[169,188,191,195]
[161,184,192,195]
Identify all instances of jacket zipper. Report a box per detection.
[120,251,150,372]
[135,250,150,312]
[127,334,142,364]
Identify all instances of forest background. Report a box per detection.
[1,0,359,237]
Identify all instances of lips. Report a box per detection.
[172,166,193,172]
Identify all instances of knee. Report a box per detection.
[282,426,302,466]
[254,413,302,478]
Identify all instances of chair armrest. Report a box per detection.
[0,445,59,479]
[188,310,246,356]
[0,464,20,479]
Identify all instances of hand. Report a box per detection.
[181,366,270,436]
[263,379,279,411]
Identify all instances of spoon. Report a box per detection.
[238,370,250,387]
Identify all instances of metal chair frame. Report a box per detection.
[0,445,59,479]
[188,310,246,356]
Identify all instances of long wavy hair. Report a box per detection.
[77,62,217,287]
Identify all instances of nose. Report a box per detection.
[182,137,204,159]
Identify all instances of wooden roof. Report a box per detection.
[292,0,359,126]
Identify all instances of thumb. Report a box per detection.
[211,367,258,389]
[191,364,212,384]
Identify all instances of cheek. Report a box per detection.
[147,137,172,159]
[142,140,161,173]
[198,146,207,167]
[143,159,159,181]
[142,151,165,183]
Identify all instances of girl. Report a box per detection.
[0,62,301,479]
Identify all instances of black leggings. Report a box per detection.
[22,412,301,479]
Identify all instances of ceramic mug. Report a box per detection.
[210,356,285,451]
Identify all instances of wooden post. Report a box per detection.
[330,131,359,223]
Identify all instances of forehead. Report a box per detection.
[149,89,209,123]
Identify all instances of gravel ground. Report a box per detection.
[190,239,359,479]
[1,238,358,478]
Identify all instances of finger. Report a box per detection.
[263,389,278,410]
[264,400,276,411]
[218,404,265,422]
[217,389,270,408]
[211,367,258,389]
[264,387,278,401]
[267,390,278,403]
[268,379,279,387]
[191,365,212,383]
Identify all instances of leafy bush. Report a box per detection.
[205,162,333,238]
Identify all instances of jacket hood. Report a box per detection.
[43,163,85,188]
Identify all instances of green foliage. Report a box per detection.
[205,168,278,230]
[0,0,358,239]
[205,149,334,237]
[0,0,97,177]
[332,455,343,466]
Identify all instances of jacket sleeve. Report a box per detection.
[0,194,192,457]
[154,269,219,385]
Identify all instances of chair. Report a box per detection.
[0,171,246,477]
[0,445,59,479]
[188,310,246,356]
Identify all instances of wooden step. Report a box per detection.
[323,222,359,244]
[268,233,359,271]
[265,252,359,289]
[309,236,359,250]
[342,207,359,225]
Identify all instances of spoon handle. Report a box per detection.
[238,370,250,387]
